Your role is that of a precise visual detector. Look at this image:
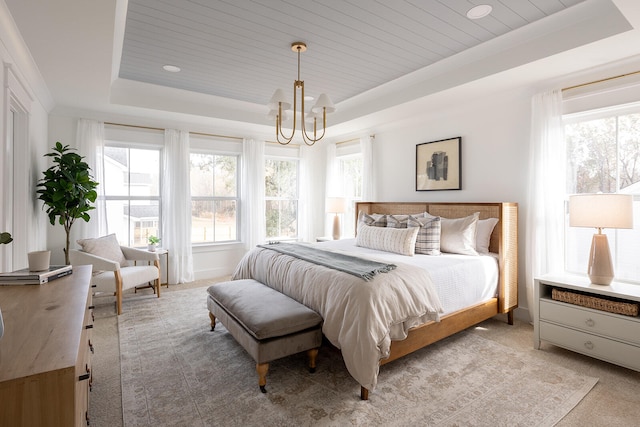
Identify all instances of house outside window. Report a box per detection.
[265,158,299,240]
[190,152,240,244]
[101,145,161,247]
[564,107,640,282]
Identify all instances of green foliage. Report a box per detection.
[0,232,12,245]
[36,142,99,264]
[148,235,161,245]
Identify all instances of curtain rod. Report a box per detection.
[562,70,640,92]
[104,122,375,145]
[337,134,376,146]
[104,122,243,141]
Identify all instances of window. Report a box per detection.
[265,158,299,240]
[102,145,161,247]
[337,154,363,237]
[190,152,239,243]
[564,106,640,282]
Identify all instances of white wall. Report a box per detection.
[0,1,51,271]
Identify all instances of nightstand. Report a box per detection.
[534,273,640,372]
[135,248,169,291]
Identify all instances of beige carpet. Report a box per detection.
[116,287,598,427]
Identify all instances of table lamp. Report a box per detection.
[569,193,633,285]
[326,197,347,240]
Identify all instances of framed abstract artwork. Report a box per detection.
[415,136,461,191]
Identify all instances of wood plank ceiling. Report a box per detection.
[119,0,585,107]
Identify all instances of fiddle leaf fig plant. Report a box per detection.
[36,142,98,264]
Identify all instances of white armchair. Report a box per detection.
[70,246,160,315]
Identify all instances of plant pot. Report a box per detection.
[147,244,157,252]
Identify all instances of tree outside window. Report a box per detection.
[265,158,298,240]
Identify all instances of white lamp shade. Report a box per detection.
[268,89,292,111]
[569,194,633,229]
[326,197,347,214]
[311,93,336,114]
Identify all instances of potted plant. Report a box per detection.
[148,235,161,252]
[36,142,98,265]
[0,232,12,245]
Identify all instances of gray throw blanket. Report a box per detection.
[257,242,396,281]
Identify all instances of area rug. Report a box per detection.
[118,287,598,426]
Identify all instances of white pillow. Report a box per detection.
[77,234,128,267]
[356,224,419,256]
[426,212,479,255]
[476,218,499,254]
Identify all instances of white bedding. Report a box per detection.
[231,239,499,392]
[319,238,499,315]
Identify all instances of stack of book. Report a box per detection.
[0,265,73,285]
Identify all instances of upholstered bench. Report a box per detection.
[207,279,323,393]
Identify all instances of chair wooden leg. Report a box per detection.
[115,270,123,315]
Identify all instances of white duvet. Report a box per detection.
[231,244,444,392]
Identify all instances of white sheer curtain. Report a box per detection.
[76,119,107,239]
[525,89,565,321]
[360,135,376,202]
[242,138,265,250]
[162,129,194,284]
[324,142,339,236]
[298,144,312,242]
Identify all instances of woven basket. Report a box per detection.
[552,288,639,317]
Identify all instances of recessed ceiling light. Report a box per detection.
[162,65,181,72]
[467,5,492,20]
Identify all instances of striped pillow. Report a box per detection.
[408,215,441,255]
[357,212,387,232]
[356,224,419,256]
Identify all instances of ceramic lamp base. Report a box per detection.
[332,214,341,240]
[587,233,614,285]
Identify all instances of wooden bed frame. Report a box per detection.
[355,202,518,400]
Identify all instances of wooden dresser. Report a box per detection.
[0,265,93,427]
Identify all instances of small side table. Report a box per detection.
[135,248,169,293]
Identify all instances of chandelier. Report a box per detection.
[267,42,335,146]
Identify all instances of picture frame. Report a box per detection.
[415,136,461,191]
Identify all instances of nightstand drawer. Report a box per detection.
[540,321,640,371]
[540,299,640,346]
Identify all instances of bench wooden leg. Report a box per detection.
[209,312,216,331]
[361,386,369,400]
[257,363,269,393]
[507,309,514,325]
[307,348,319,373]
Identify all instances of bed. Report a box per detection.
[231,201,518,399]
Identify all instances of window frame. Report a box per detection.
[98,140,164,248]
[189,149,241,246]
[563,102,640,284]
[264,154,301,241]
